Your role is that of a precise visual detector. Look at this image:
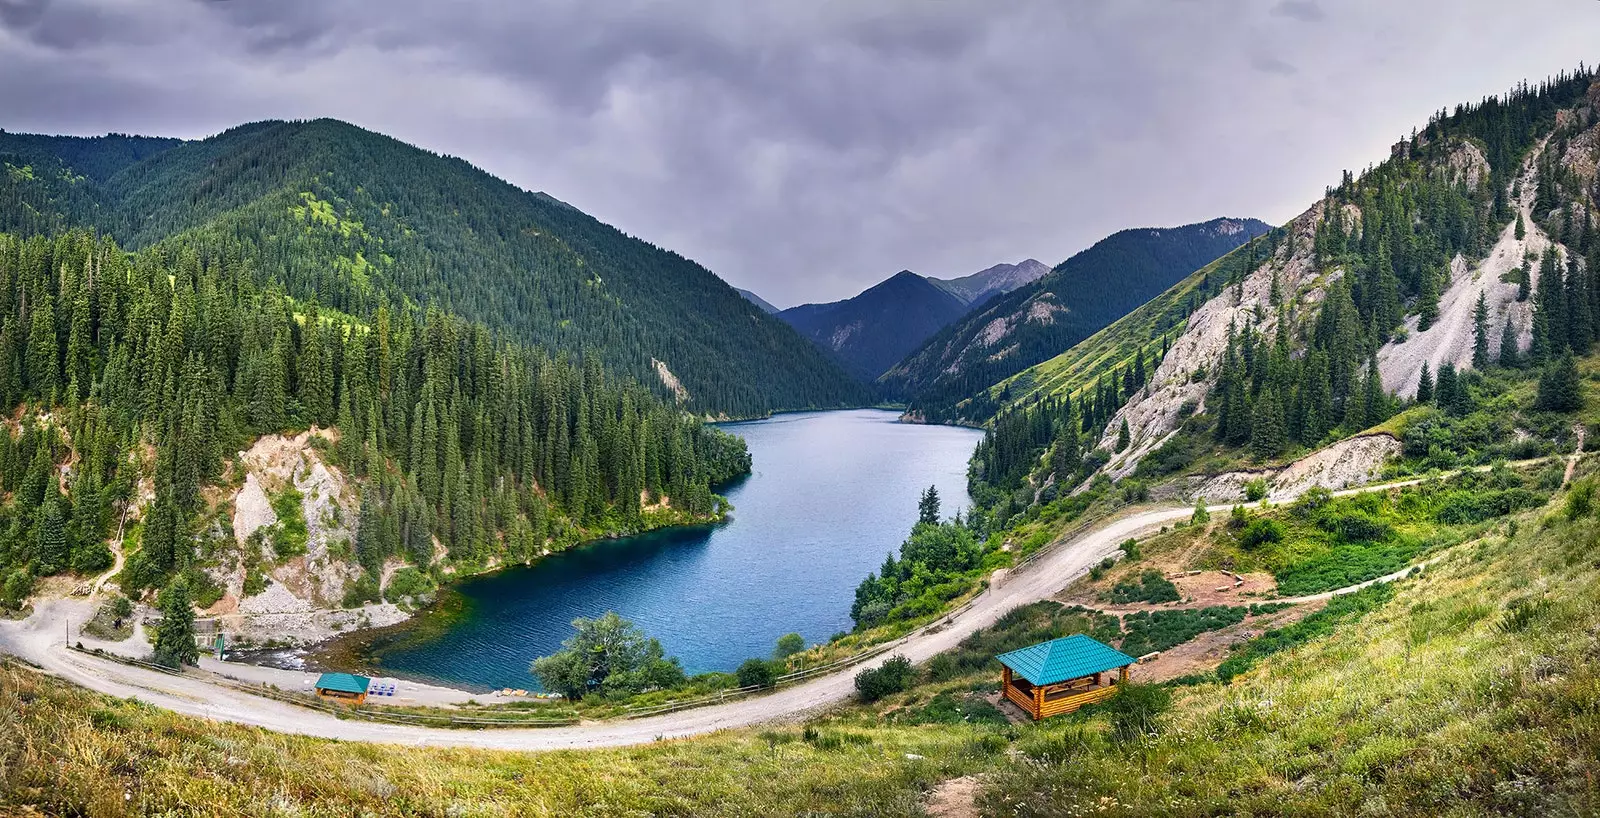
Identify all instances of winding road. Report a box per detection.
[0,452,1579,750]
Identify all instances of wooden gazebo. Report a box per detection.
[996,634,1135,720]
[314,672,371,704]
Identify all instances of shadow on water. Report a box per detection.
[324,409,982,692]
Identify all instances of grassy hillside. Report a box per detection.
[4,458,1597,816]
[0,121,872,416]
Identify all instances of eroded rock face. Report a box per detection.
[1096,200,1339,481]
[1162,433,1401,505]
[206,428,393,644]
[1377,138,1560,397]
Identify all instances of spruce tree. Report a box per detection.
[1536,353,1583,412]
[917,486,941,526]
[1472,292,1490,369]
[1416,362,1434,404]
[152,577,199,668]
[1115,418,1131,452]
[1249,389,1286,459]
[34,492,70,576]
[1499,317,1521,368]
[1435,362,1459,412]
[1417,266,1441,331]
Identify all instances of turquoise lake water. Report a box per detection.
[366,409,982,691]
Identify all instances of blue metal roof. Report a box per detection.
[315,672,371,695]
[995,634,1135,686]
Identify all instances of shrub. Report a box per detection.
[1110,570,1180,604]
[773,632,806,659]
[736,658,778,689]
[342,575,380,608]
[1103,683,1172,743]
[1118,538,1140,560]
[854,655,915,702]
[384,567,434,604]
[1244,478,1269,502]
[1238,518,1284,550]
[1322,512,1392,543]
[1564,480,1594,520]
[1119,606,1249,656]
[2,569,34,610]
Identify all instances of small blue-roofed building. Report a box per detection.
[314,672,371,704]
[995,634,1135,720]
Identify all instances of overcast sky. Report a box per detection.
[2,1,1599,307]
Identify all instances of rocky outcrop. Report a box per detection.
[204,429,401,645]
[1376,139,1559,397]
[1163,434,1401,505]
[1097,204,1339,480]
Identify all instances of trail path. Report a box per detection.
[0,462,1568,750]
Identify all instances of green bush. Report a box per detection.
[854,655,915,702]
[1244,478,1269,502]
[1110,570,1180,604]
[384,567,434,604]
[736,658,777,689]
[1238,518,1284,550]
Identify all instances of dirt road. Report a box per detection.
[0,464,1554,750]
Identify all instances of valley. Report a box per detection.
[1,31,1599,818]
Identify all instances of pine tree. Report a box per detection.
[1417,266,1441,331]
[1536,353,1583,412]
[1416,362,1434,404]
[1435,362,1459,413]
[152,577,199,669]
[34,492,70,576]
[917,486,941,526]
[1515,211,1526,241]
[1499,317,1521,368]
[1249,389,1286,459]
[1115,418,1131,452]
[1472,292,1490,369]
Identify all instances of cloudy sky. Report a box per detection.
[2,1,1599,307]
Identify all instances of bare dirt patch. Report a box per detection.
[926,775,982,818]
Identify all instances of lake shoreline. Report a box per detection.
[284,409,981,693]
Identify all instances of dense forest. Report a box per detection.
[967,69,1599,525]
[0,229,750,610]
[0,120,872,417]
[880,218,1269,422]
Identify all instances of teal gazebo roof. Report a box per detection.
[314,672,371,695]
[995,635,1135,686]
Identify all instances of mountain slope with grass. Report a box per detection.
[0,121,871,416]
[880,217,1269,423]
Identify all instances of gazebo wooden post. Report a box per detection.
[1119,666,1129,685]
[1033,682,1044,720]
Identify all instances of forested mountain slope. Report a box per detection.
[965,70,1600,522]
[0,121,871,416]
[777,270,971,381]
[0,229,750,630]
[880,217,1269,423]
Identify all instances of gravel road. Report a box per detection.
[1,459,1569,751]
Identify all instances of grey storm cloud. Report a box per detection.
[2,1,1599,307]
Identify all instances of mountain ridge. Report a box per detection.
[880,216,1271,422]
[0,118,872,417]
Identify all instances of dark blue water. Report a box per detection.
[368,409,982,691]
